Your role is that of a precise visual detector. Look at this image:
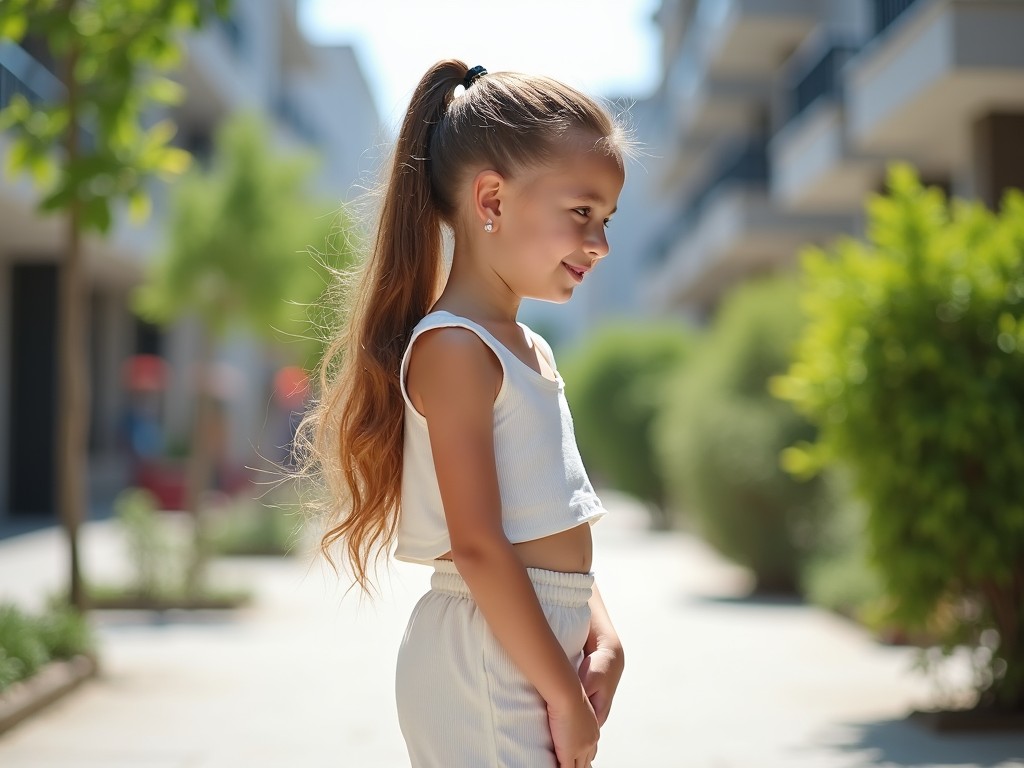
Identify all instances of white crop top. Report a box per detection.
[394,310,607,564]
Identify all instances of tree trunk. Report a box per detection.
[988,567,1024,711]
[57,14,88,614]
[182,330,217,598]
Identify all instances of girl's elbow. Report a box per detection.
[449,532,512,571]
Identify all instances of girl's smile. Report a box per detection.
[562,262,588,282]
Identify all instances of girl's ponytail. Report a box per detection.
[301,60,469,592]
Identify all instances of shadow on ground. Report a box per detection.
[688,591,807,608]
[92,608,249,630]
[813,716,1024,766]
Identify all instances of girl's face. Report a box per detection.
[493,141,625,304]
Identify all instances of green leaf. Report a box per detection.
[156,146,191,176]
[29,152,58,186]
[3,138,31,179]
[144,76,186,106]
[0,94,32,131]
[0,13,28,42]
[82,196,112,233]
[128,189,151,223]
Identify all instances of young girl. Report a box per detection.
[299,59,629,768]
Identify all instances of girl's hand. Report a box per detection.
[578,646,624,726]
[547,689,600,768]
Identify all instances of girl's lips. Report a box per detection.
[563,262,585,283]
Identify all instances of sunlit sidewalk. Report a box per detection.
[0,493,1022,767]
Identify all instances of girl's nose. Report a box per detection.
[584,227,610,259]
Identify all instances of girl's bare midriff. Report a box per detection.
[437,520,593,574]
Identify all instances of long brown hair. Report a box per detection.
[295,59,630,592]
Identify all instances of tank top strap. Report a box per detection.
[399,311,511,414]
[518,321,557,373]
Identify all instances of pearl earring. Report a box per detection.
[484,219,493,233]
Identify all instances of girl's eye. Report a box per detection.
[573,207,611,228]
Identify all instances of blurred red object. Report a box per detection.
[121,354,168,392]
[134,460,186,511]
[274,365,309,407]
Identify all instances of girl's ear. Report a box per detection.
[472,169,504,231]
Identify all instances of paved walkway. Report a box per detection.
[0,491,1021,767]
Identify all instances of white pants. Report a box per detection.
[396,559,594,768]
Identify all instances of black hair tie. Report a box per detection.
[462,65,487,90]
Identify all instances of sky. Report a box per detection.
[297,0,662,130]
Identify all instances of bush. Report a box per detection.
[655,276,831,593]
[113,487,181,599]
[37,596,95,660]
[0,601,95,692]
[798,474,886,624]
[206,496,304,557]
[0,605,47,690]
[99,487,256,606]
[773,164,1024,711]
[561,322,694,526]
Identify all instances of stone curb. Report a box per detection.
[0,654,99,737]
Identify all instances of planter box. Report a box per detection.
[0,654,99,736]
[87,592,251,611]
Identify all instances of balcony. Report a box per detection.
[845,0,1024,170]
[785,40,858,125]
[770,37,882,212]
[646,135,857,313]
[667,0,817,145]
[697,0,820,78]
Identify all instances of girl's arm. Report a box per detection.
[579,581,624,725]
[408,327,599,764]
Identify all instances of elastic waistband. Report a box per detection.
[430,559,594,608]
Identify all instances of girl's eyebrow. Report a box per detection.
[570,193,617,215]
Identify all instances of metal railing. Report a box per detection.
[874,0,925,35]
[648,136,769,265]
[785,42,858,124]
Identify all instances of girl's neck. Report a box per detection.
[435,246,521,325]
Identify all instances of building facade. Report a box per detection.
[644,0,1024,319]
[0,0,380,527]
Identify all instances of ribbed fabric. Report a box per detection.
[394,310,607,564]
[396,560,594,767]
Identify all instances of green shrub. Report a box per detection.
[114,487,181,598]
[773,164,1024,711]
[0,605,48,687]
[37,596,95,660]
[206,497,303,557]
[561,322,694,526]
[0,600,94,692]
[655,276,831,593]
[799,476,886,623]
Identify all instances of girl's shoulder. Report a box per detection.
[403,310,507,404]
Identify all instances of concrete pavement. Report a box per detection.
[0,490,1021,767]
